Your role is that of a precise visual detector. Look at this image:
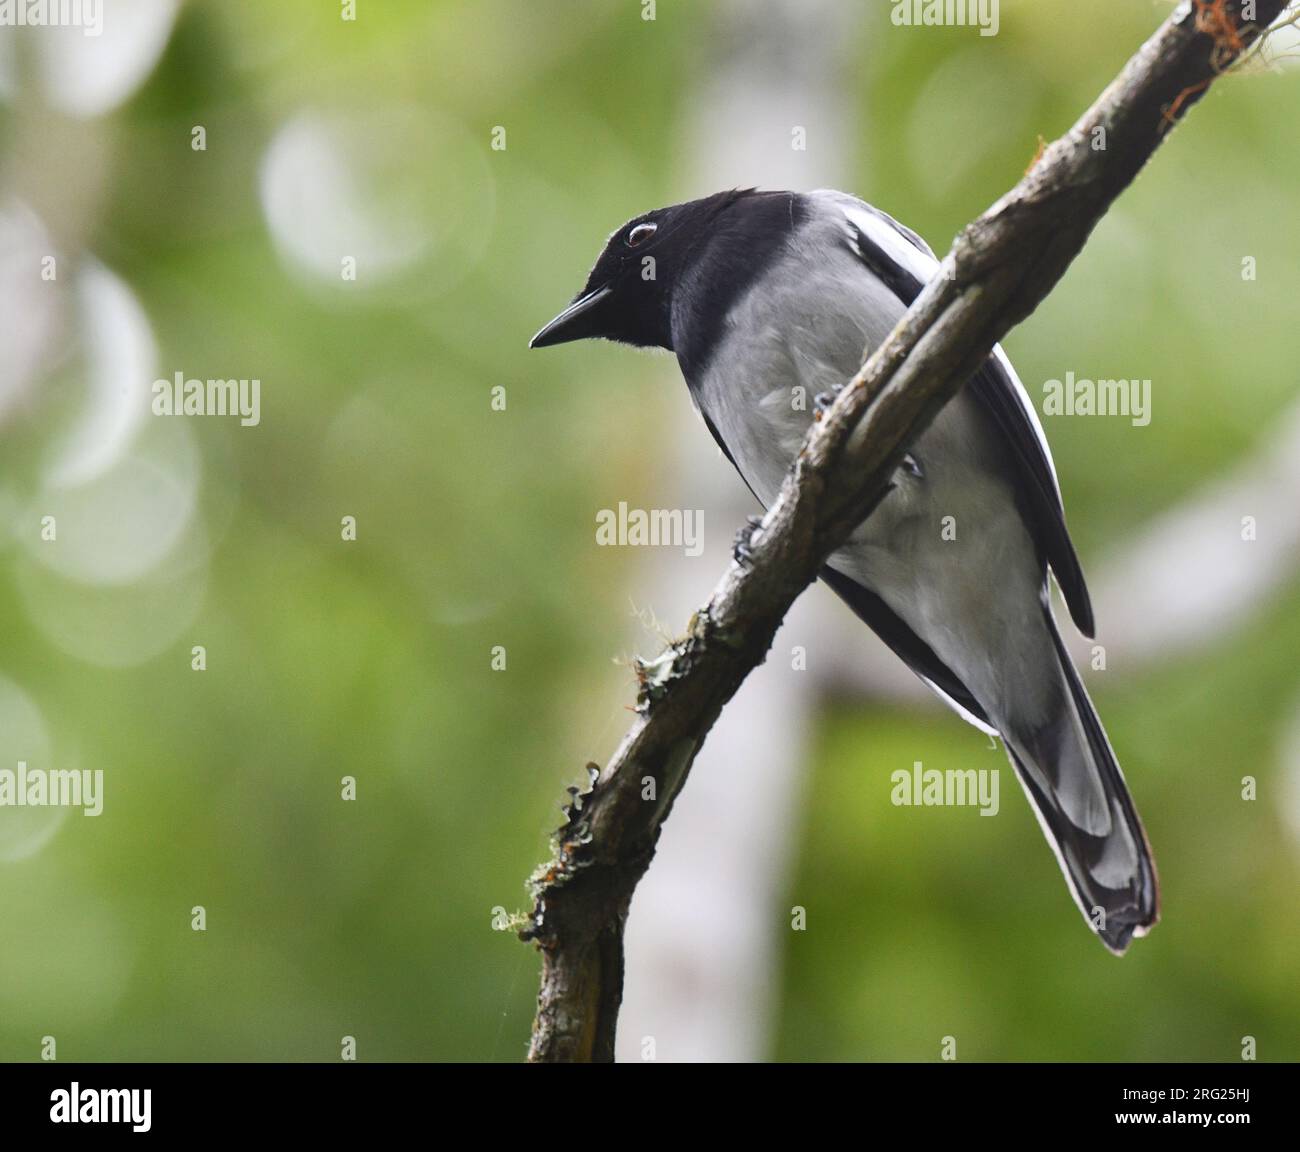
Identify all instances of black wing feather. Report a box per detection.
[821,564,992,728]
[848,218,1095,637]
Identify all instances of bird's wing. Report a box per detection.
[820,564,995,733]
[686,282,996,735]
[816,190,1095,638]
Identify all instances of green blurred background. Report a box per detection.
[0,0,1296,1062]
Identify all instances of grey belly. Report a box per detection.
[694,341,1054,727]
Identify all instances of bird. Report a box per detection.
[529,187,1159,953]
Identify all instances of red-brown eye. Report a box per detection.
[626,222,657,247]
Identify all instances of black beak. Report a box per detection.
[529,285,614,348]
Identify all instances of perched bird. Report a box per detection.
[530,188,1158,953]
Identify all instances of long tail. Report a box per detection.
[1000,609,1159,954]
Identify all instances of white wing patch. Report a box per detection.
[990,345,1062,502]
[917,674,1001,738]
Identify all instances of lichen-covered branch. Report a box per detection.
[520,0,1289,1063]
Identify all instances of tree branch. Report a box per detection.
[519,0,1289,1063]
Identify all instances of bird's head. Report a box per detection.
[528,191,756,352]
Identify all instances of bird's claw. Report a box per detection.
[733,514,765,567]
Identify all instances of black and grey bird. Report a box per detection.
[530,188,1159,953]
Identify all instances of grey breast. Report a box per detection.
[691,207,907,510]
[689,199,1023,602]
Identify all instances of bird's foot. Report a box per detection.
[733,514,765,567]
[813,387,840,418]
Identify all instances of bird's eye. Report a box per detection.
[626,222,657,247]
